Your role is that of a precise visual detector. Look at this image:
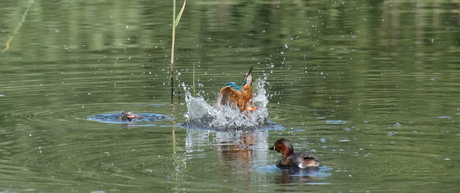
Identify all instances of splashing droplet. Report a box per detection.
[182,79,270,129]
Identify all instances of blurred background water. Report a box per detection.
[1,0,460,192]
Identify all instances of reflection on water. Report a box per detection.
[185,127,269,173]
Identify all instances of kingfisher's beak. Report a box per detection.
[245,66,253,86]
[247,66,253,75]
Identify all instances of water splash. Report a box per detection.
[182,79,271,130]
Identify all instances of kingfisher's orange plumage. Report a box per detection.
[215,66,257,112]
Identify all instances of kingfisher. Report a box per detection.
[215,66,258,112]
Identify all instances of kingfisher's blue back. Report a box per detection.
[222,82,242,91]
[215,66,257,112]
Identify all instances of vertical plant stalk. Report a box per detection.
[3,0,34,52]
[193,62,195,95]
[170,1,186,174]
[170,0,186,100]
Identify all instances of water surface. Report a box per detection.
[1,0,460,192]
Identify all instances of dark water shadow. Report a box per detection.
[87,113,173,128]
[253,165,332,188]
[276,166,332,185]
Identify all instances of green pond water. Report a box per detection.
[1,0,460,192]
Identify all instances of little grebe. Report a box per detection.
[270,138,320,168]
[119,111,142,121]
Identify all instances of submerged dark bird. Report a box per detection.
[118,111,142,121]
[270,138,320,168]
[215,66,257,112]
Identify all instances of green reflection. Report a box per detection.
[1,0,460,192]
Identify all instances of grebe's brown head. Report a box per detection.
[270,138,294,158]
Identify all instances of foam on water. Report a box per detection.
[182,78,271,130]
